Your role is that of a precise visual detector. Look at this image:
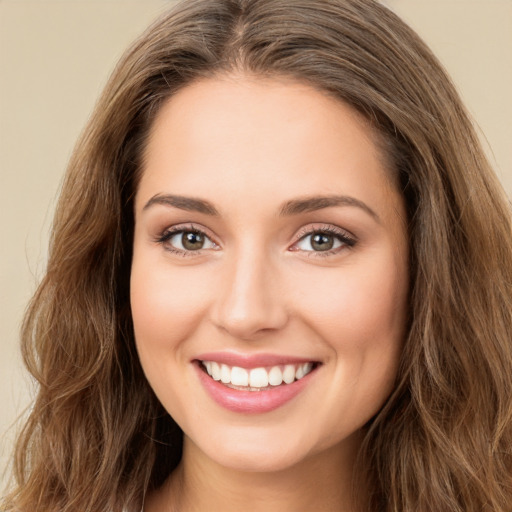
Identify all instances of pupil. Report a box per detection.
[182,231,204,250]
[311,233,334,251]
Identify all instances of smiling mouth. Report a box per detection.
[199,360,319,391]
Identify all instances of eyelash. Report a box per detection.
[156,224,217,257]
[155,223,357,257]
[292,225,357,257]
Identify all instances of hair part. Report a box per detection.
[4,1,512,511]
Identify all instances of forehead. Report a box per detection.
[137,75,401,223]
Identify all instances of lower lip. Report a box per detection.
[195,363,317,414]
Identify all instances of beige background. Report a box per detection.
[1,0,511,488]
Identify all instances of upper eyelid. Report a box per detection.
[293,224,356,242]
[162,223,217,240]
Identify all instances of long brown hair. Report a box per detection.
[4,1,512,510]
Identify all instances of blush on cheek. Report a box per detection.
[130,261,215,354]
[295,266,405,353]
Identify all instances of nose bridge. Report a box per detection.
[211,241,287,339]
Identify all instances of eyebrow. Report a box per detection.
[143,194,219,215]
[143,193,379,221]
[279,195,379,221]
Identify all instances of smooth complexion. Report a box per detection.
[130,75,409,512]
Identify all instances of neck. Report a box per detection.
[147,433,367,512]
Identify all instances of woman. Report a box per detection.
[4,0,512,511]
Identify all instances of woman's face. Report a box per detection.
[131,75,409,473]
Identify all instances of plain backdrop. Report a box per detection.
[1,0,511,488]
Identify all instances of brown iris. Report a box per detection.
[182,231,205,250]
[311,233,334,251]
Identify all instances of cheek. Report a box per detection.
[130,255,214,356]
[129,255,215,425]
[294,259,407,351]
[290,255,407,441]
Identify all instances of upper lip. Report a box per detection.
[194,352,320,369]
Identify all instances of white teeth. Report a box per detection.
[202,360,316,389]
[220,364,231,384]
[268,366,283,386]
[211,361,221,381]
[231,366,249,386]
[295,362,313,380]
[249,368,269,388]
[282,364,296,384]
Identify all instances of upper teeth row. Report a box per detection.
[202,361,314,388]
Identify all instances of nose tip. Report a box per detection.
[215,299,288,340]
[210,262,288,340]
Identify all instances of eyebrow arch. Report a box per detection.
[143,194,219,215]
[279,195,379,221]
[143,193,379,221]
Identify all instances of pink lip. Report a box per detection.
[194,351,317,369]
[194,359,319,414]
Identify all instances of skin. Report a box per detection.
[131,74,409,512]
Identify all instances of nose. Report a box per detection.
[210,248,289,340]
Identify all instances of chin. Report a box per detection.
[193,426,313,473]
[210,446,306,473]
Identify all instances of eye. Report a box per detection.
[292,227,356,255]
[158,228,217,253]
